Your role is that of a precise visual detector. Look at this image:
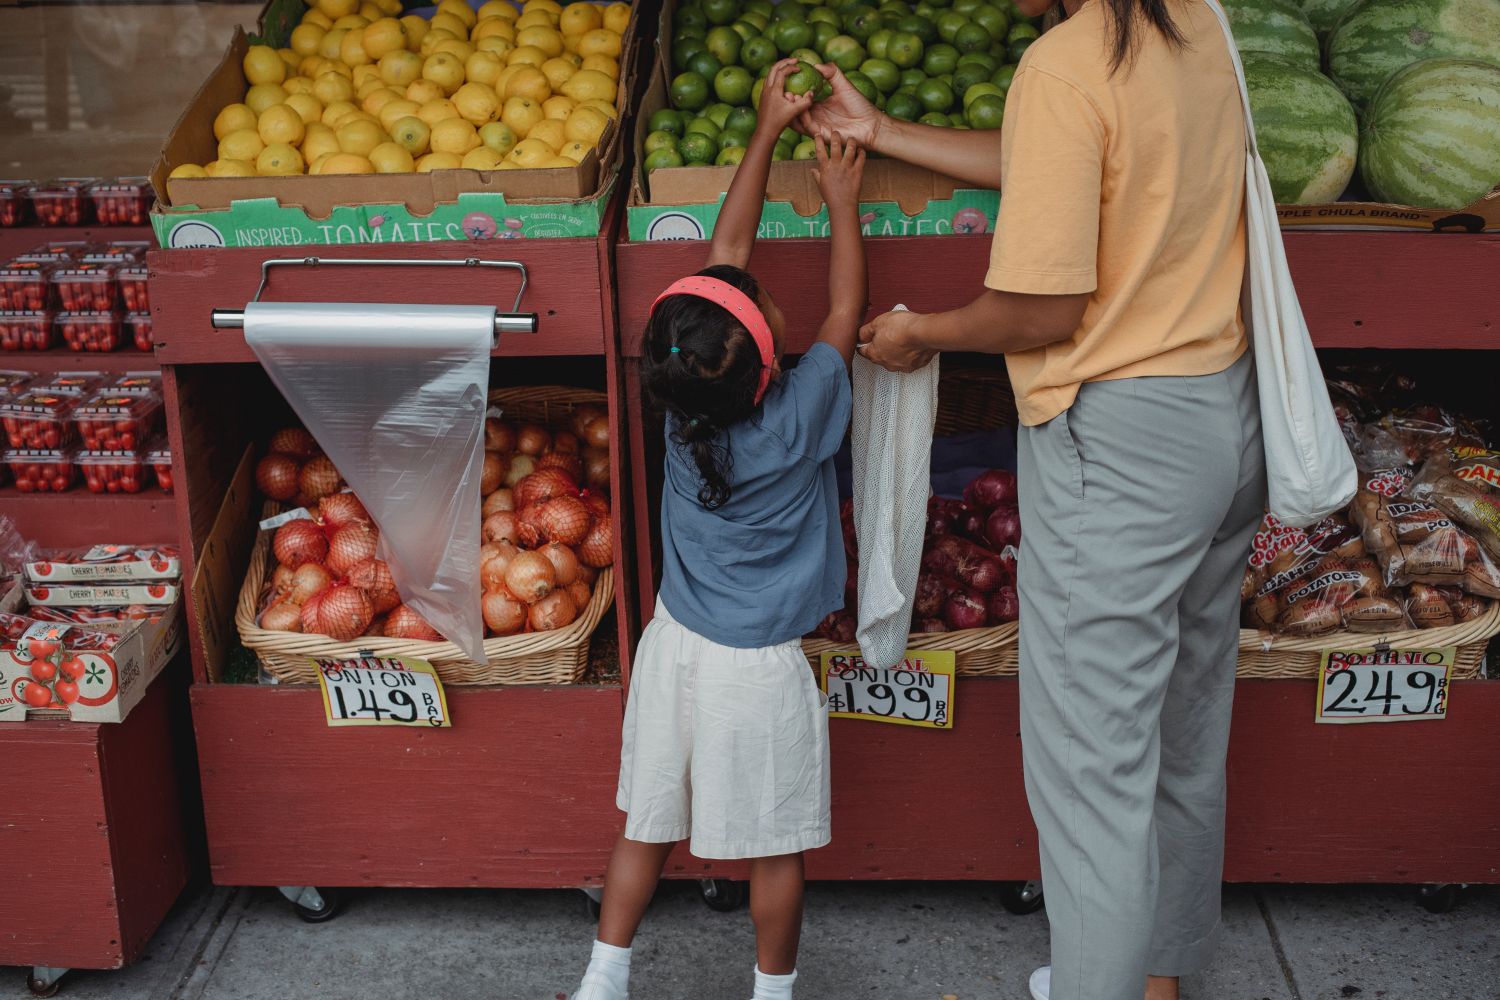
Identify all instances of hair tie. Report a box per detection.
[670,346,680,353]
[686,417,700,429]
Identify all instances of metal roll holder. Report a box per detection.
[209,256,539,342]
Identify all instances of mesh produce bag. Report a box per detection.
[851,312,940,669]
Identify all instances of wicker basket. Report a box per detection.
[804,621,1019,677]
[237,385,616,686]
[1236,602,1500,680]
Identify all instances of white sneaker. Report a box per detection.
[573,976,627,1000]
[1028,966,1051,1000]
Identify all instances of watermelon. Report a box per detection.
[1298,0,1361,39]
[1244,55,1358,203]
[1328,0,1500,107]
[1359,58,1500,208]
[1221,0,1321,68]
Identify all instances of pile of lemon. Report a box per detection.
[170,0,630,178]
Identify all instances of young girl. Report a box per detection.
[573,60,867,1000]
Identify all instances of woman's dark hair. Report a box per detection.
[642,264,765,510]
[1097,0,1186,71]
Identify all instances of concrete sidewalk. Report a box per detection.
[6,881,1498,999]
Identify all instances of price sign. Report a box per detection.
[1316,646,1455,724]
[819,650,956,730]
[316,654,450,728]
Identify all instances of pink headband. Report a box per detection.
[650,275,776,404]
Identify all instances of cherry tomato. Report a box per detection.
[21,680,53,708]
[29,660,57,683]
[59,656,86,681]
[53,679,80,704]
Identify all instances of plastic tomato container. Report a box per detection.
[0,262,54,311]
[0,182,32,227]
[0,310,56,352]
[126,312,153,352]
[117,264,150,313]
[77,448,149,494]
[110,372,160,395]
[1,392,75,449]
[0,371,32,396]
[35,372,104,397]
[25,241,91,261]
[146,438,172,493]
[6,447,78,492]
[29,180,96,226]
[88,179,153,226]
[73,391,161,452]
[105,240,151,259]
[57,311,124,352]
[52,265,118,312]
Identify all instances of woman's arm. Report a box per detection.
[798,65,1003,190]
[856,289,1089,372]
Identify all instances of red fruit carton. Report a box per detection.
[0,181,33,227]
[0,311,56,352]
[77,448,149,494]
[146,438,173,494]
[21,241,91,262]
[52,264,119,312]
[57,311,124,352]
[88,179,153,226]
[118,265,150,312]
[0,371,33,396]
[0,392,76,449]
[0,261,55,311]
[25,545,181,583]
[29,179,97,226]
[73,392,161,451]
[4,446,78,492]
[34,372,105,397]
[126,311,154,352]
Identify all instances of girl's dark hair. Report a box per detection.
[1098,0,1186,71]
[642,264,765,510]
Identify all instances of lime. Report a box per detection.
[1007,21,1039,44]
[965,92,1004,129]
[678,22,708,41]
[746,0,775,18]
[780,126,800,144]
[860,57,900,93]
[644,147,686,171]
[922,42,959,75]
[679,130,719,164]
[919,110,950,126]
[867,28,894,59]
[688,50,724,80]
[706,25,744,65]
[813,21,839,50]
[771,19,815,55]
[726,106,759,133]
[936,11,968,43]
[785,59,833,100]
[899,68,927,89]
[962,81,1003,108]
[731,21,757,41]
[954,0,982,14]
[740,10,770,31]
[948,111,967,126]
[953,61,990,95]
[792,137,818,160]
[972,4,1010,41]
[741,35,779,72]
[823,34,867,71]
[671,71,711,111]
[844,7,883,41]
[845,70,880,104]
[896,15,938,44]
[774,2,808,22]
[644,130,680,154]
[773,139,793,160]
[719,129,752,151]
[953,21,990,53]
[957,50,998,71]
[915,76,954,112]
[1006,36,1033,62]
[649,108,686,136]
[789,47,824,68]
[685,117,722,140]
[882,1,913,16]
[886,31,924,68]
[914,0,939,14]
[677,8,708,32]
[884,90,922,120]
[714,65,754,104]
[704,102,734,128]
[673,37,708,72]
[809,6,842,27]
[702,0,742,27]
[716,146,748,166]
[991,62,1017,90]
[752,76,765,108]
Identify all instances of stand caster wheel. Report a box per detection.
[999,880,1045,916]
[699,879,745,912]
[27,967,66,997]
[1417,883,1465,914]
[278,885,343,923]
[582,886,603,920]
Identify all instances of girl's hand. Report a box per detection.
[756,60,816,139]
[857,310,936,373]
[796,64,885,150]
[813,131,865,209]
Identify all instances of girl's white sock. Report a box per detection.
[574,940,632,1000]
[751,966,797,1000]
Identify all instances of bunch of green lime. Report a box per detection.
[645,0,1041,170]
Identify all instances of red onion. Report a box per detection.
[841,498,859,559]
[913,617,947,634]
[957,503,986,540]
[964,469,1018,512]
[984,505,1022,551]
[988,586,1020,623]
[914,572,950,617]
[816,610,857,643]
[944,589,989,631]
[923,535,1005,593]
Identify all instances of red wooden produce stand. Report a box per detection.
[615,230,1500,891]
[148,196,640,906]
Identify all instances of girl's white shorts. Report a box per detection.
[616,599,831,860]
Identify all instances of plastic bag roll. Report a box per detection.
[244,301,491,660]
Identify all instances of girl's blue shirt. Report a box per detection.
[657,342,852,649]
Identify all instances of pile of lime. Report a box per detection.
[644,0,1040,171]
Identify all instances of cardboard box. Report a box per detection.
[1275,187,1500,233]
[0,601,183,723]
[150,0,637,247]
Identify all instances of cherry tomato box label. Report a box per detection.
[819,650,957,730]
[25,545,181,583]
[1316,646,1456,724]
[316,655,450,729]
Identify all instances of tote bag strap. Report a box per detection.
[1201,0,1261,158]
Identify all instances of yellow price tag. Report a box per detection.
[316,654,451,728]
[819,649,956,730]
[1316,646,1454,724]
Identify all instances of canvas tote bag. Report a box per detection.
[1206,0,1357,528]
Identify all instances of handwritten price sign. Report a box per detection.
[316,655,450,728]
[1316,646,1454,724]
[819,650,956,730]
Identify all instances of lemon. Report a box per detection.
[284,75,315,95]
[168,163,209,179]
[576,29,621,60]
[516,10,558,32]
[501,95,544,136]
[560,69,614,104]
[378,50,423,88]
[257,143,306,175]
[243,45,287,85]
[318,27,347,60]
[400,14,429,50]
[557,139,591,163]
[540,56,576,90]
[462,146,506,170]
[341,29,374,67]
[478,121,518,156]
[258,104,307,146]
[308,153,336,174]
[280,49,302,76]
[405,79,445,104]
[463,51,502,88]
[498,160,522,170]
[390,115,432,155]
[302,123,342,162]
[420,28,459,57]
[527,118,565,150]
[581,54,619,80]
[492,64,524,99]
[284,93,324,125]
[451,81,500,125]
[430,117,481,155]
[353,64,383,91]
[561,51,583,67]
[361,17,406,59]
[302,9,334,30]
[429,12,470,40]
[299,55,328,78]
[317,0,359,18]
[358,1,383,21]
[417,97,461,125]
[332,14,370,30]
[507,45,549,68]
[219,128,266,162]
[517,26,564,58]
[435,39,478,63]
[477,0,519,23]
[559,3,602,37]
[374,0,402,14]
[579,98,618,121]
[508,137,555,167]
[421,52,465,95]
[337,118,387,155]
[603,3,630,34]
[472,18,517,42]
[245,83,290,115]
[377,97,420,131]
[365,88,405,118]
[437,0,477,27]
[416,151,463,172]
[542,94,576,120]
[503,65,551,104]
[214,103,258,139]
[564,106,608,146]
[313,72,355,105]
[543,155,576,168]
[369,141,416,172]
[321,152,376,174]
[206,158,257,177]
[477,37,517,60]
[321,99,359,125]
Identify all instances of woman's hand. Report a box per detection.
[858,310,937,373]
[797,64,885,150]
[756,59,816,139]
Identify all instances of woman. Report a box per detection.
[801,2,1265,999]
